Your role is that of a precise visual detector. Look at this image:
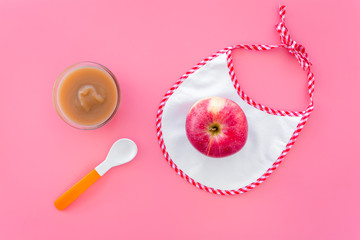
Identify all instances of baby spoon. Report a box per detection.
[54,138,137,210]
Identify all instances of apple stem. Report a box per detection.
[208,123,221,134]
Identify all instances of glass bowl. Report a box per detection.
[53,62,120,130]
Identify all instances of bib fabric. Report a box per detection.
[156,6,315,195]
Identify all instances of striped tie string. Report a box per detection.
[276,5,312,71]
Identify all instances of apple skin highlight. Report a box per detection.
[185,97,248,158]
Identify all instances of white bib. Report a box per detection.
[156,5,314,195]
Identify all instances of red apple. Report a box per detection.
[185,97,248,158]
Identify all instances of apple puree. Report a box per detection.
[58,67,118,126]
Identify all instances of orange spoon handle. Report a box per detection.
[54,169,101,210]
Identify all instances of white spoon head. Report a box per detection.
[95,139,138,176]
[106,139,138,167]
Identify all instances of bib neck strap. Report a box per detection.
[227,5,314,109]
[276,5,312,72]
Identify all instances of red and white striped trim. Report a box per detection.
[226,45,313,117]
[156,5,315,195]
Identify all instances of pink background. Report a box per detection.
[0,0,359,239]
